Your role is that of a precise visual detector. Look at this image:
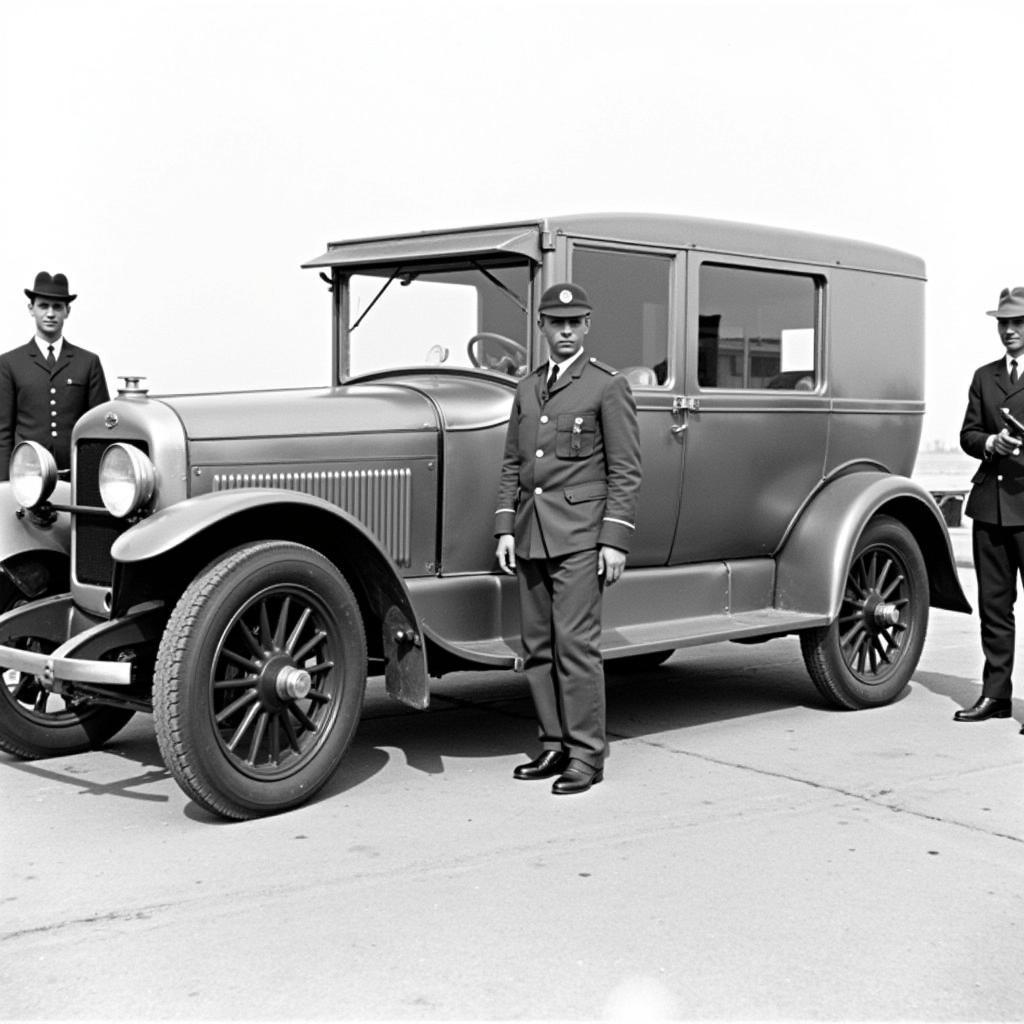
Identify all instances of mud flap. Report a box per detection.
[382,605,429,709]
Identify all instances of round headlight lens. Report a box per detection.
[10,441,58,509]
[98,443,156,518]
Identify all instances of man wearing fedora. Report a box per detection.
[495,282,642,794]
[957,286,1024,731]
[0,272,109,482]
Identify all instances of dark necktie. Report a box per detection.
[1012,359,1019,385]
[546,365,559,393]
[46,343,55,368]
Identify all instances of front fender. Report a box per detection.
[110,488,388,563]
[110,489,431,709]
[775,471,972,620]
[0,481,71,600]
[0,480,71,558]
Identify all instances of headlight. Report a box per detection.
[98,443,156,518]
[10,441,58,508]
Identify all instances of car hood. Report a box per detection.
[155,384,436,440]
[155,374,514,440]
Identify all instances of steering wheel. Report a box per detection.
[467,333,527,376]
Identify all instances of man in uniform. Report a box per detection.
[0,272,109,481]
[495,282,642,793]
[957,285,1024,732]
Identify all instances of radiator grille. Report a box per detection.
[212,468,413,566]
[73,439,149,586]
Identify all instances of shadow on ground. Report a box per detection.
[4,635,925,816]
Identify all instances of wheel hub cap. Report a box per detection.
[275,664,312,700]
[872,601,901,627]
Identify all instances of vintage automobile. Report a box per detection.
[0,213,970,819]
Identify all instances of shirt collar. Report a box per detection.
[547,346,586,377]
[34,336,64,360]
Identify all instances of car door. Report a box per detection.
[669,256,831,564]
[567,243,684,568]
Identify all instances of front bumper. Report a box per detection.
[0,596,166,687]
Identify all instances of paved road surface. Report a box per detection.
[2,558,1022,1021]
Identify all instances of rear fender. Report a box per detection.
[775,471,972,619]
[110,489,430,708]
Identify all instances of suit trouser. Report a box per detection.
[972,519,1024,699]
[517,548,607,769]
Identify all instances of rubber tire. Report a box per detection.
[800,516,928,710]
[153,541,367,819]
[0,573,134,759]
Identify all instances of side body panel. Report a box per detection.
[826,269,926,475]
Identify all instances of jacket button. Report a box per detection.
[536,449,544,458]
[998,475,1004,482]
[540,415,549,424]
[534,487,543,495]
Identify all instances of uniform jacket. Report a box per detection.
[494,354,642,559]
[960,356,1024,526]
[0,339,109,481]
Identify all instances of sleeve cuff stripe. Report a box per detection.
[602,517,635,529]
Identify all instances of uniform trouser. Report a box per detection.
[973,519,1024,700]
[517,548,607,769]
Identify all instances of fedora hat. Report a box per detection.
[24,271,76,304]
[986,286,1024,319]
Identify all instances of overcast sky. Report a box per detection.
[1,0,1019,447]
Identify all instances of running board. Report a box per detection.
[427,607,829,670]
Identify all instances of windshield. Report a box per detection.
[343,260,533,379]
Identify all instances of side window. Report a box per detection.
[571,247,672,386]
[698,264,818,391]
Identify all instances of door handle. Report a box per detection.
[670,395,698,435]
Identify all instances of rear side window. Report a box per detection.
[698,264,818,391]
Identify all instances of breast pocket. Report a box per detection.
[556,413,597,458]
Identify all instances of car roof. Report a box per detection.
[548,213,924,278]
[305,212,924,279]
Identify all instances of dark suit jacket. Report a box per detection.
[0,339,109,480]
[494,354,642,559]
[960,356,1024,526]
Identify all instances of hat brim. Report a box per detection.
[539,305,591,318]
[25,289,76,303]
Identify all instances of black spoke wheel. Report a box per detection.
[0,572,134,759]
[800,516,928,709]
[153,542,367,819]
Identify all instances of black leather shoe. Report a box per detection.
[551,758,603,795]
[513,750,569,781]
[953,697,1012,722]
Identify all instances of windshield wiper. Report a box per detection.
[470,260,528,314]
[350,267,402,332]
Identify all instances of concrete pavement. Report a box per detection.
[948,525,973,569]
[1,570,1022,1021]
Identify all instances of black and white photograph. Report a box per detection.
[1,1,1022,1020]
